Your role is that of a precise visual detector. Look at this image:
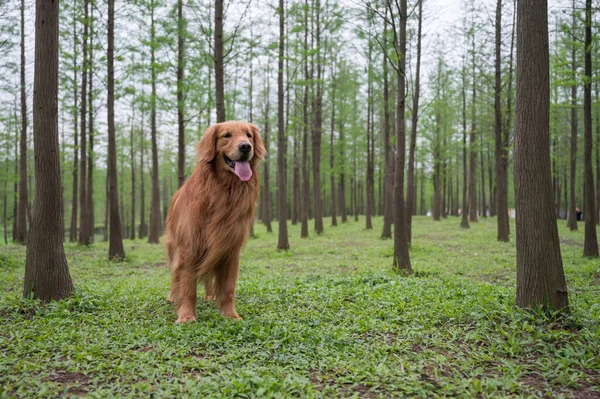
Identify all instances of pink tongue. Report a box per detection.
[234,161,252,181]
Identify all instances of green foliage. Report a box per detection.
[1,217,599,397]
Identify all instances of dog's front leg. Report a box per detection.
[175,265,197,323]
[216,255,241,320]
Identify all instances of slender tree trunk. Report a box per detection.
[262,88,272,232]
[392,0,411,273]
[139,94,147,239]
[480,134,486,217]
[311,0,324,235]
[148,6,161,244]
[215,0,225,123]
[406,0,422,242]
[433,104,441,221]
[469,34,478,223]
[13,129,18,243]
[582,0,598,257]
[567,3,578,231]
[107,0,125,259]
[78,0,89,245]
[382,16,393,238]
[514,0,568,310]
[330,68,337,227]
[69,10,79,243]
[366,43,373,230]
[16,0,28,244]
[24,0,74,301]
[130,113,136,240]
[277,0,290,249]
[177,0,186,188]
[460,62,470,229]
[339,118,347,223]
[301,0,310,238]
[103,172,108,241]
[596,83,600,226]
[496,0,510,240]
[86,10,94,242]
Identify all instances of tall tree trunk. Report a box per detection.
[69,6,79,242]
[366,43,373,230]
[177,0,186,188]
[24,0,74,301]
[596,83,600,226]
[330,68,337,227]
[382,15,393,238]
[16,0,28,244]
[460,61,470,229]
[391,0,412,273]
[262,88,272,232]
[13,128,18,243]
[139,94,147,239]
[338,117,347,223]
[469,34,478,223]
[277,0,290,249]
[301,0,310,238]
[406,0,422,242]
[130,113,136,240]
[311,0,323,235]
[108,0,125,259]
[103,173,108,241]
[148,6,161,244]
[78,0,89,245]
[433,103,441,221]
[215,0,225,123]
[86,10,94,242]
[480,134,486,217]
[503,1,516,232]
[514,0,568,310]
[582,0,598,257]
[567,2,578,231]
[495,0,509,239]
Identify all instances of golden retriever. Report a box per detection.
[165,121,265,322]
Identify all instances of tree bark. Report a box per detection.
[514,0,568,311]
[330,66,337,227]
[86,9,94,242]
[382,15,393,238]
[16,0,28,244]
[78,0,89,245]
[406,0,422,242]
[469,33,478,223]
[582,0,598,257]
[24,0,74,301]
[567,2,578,231]
[460,61,470,229]
[300,0,310,238]
[311,0,324,235]
[277,0,290,249]
[130,112,136,240]
[148,5,161,244]
[495,0,509,240]
[262,88,272,232]
[215,0,225,123]
[108,0,125,259]
[177,0,186,188]
[391,0,411,273]
[69,4,79,242]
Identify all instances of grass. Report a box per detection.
[0,216,599,398]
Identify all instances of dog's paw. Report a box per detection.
[204,294,215,302]
[176,314,197,323]
[222,311,242,320]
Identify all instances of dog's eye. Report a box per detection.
[246,132,252,138]
[223,133,232,139]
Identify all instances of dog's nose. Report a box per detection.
[239,142,252,153]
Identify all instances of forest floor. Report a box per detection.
[0,216,599,398]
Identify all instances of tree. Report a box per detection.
[311,0,324,235]
[24,0,74,301]
[406,0,423,243]
[177,0,186,188]
[108,0,125,260]
[148,0,162,244]
[460,56,470,229]
[78,0,89,245]
[381,12,392,239]
[15,0,28,244]
[215,0,225,122]
[277,0,290,250]
[566,1,578,231]
[582,0,598,257]
[387,0,411,273]
[514,0,568,310]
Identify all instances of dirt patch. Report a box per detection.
[560,238,582,248]
[44,372,89,384]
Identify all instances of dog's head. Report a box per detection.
[197,121,266,181]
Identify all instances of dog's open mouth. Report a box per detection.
[224,155,252,181]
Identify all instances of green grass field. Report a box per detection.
[1,216,599,398]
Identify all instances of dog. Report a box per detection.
[165,121,265,323]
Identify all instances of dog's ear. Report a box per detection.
[197,124,220,163]
[249,123,266,161]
